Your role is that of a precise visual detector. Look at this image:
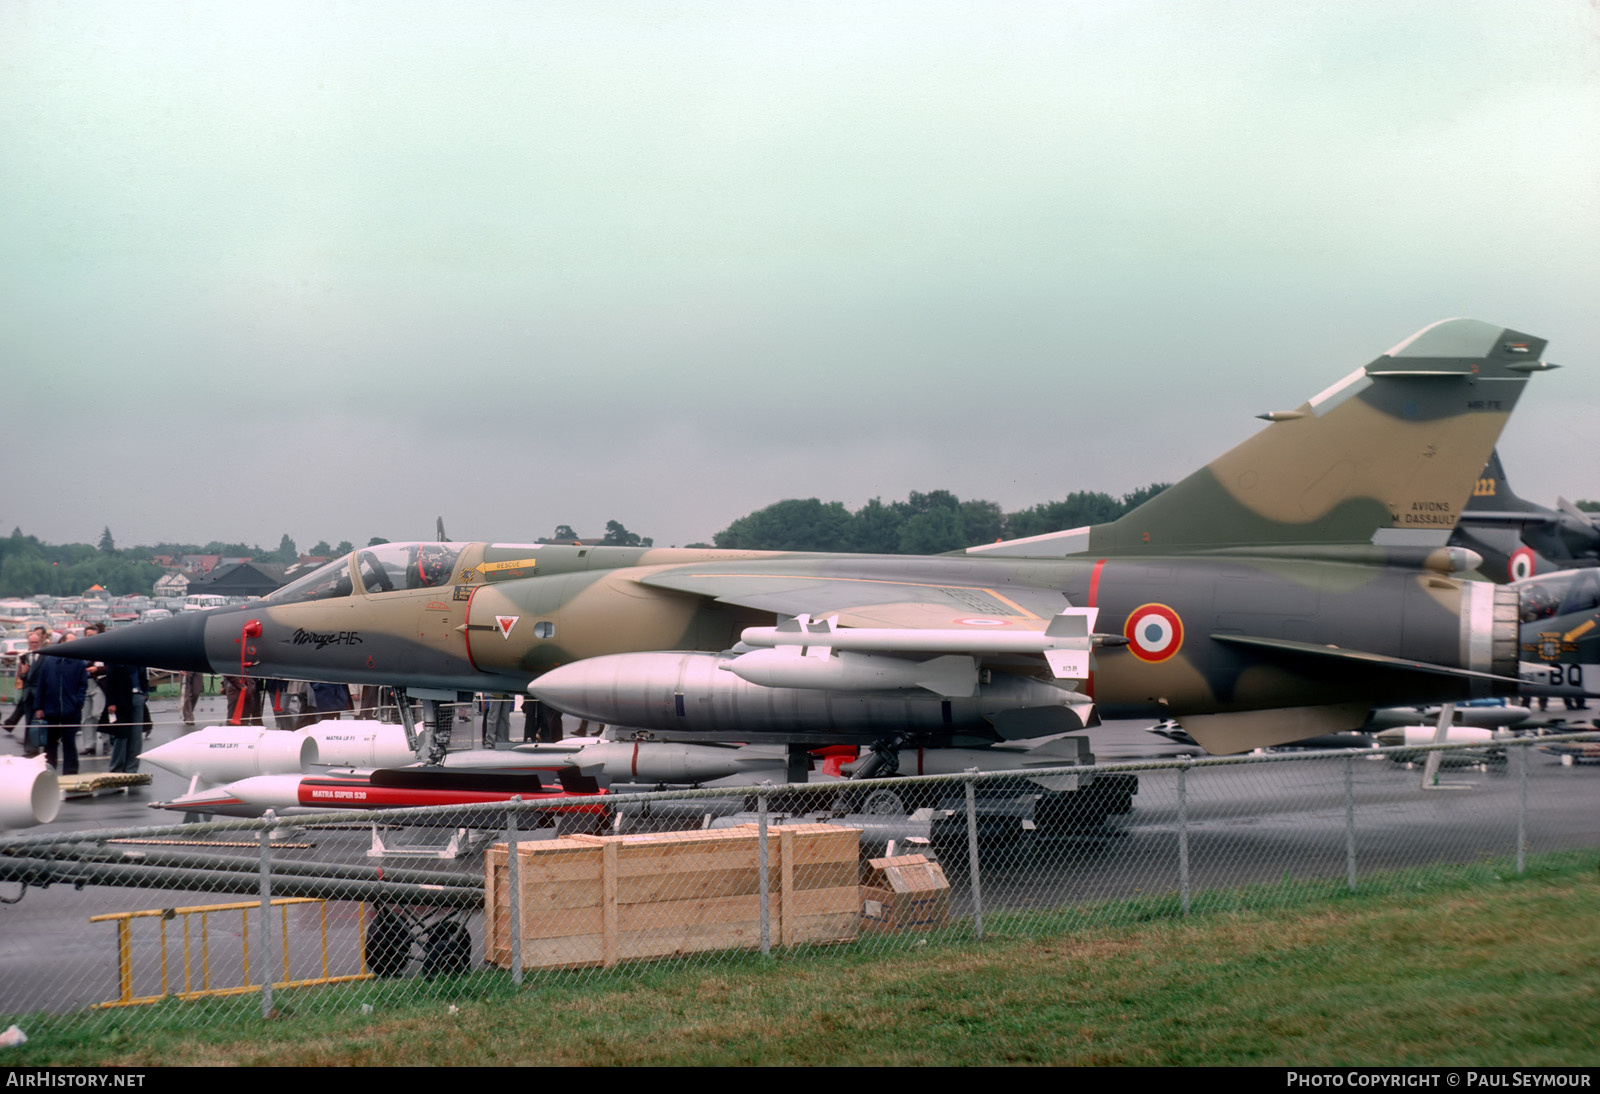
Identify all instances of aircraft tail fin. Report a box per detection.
[1465,449,1515,513]
[972,319,1552,559]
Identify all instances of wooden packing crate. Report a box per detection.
[486,823,860,969]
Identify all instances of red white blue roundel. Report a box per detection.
[1509,547,1536,582]
[1124,603,1184,662]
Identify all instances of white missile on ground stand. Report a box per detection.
[144,720,792,797]
[140,726,319,782]
[1372,725,1504,747]
[1373,722,1511,770]
[0,755,60,830]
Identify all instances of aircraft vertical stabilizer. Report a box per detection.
[973,319,1550,559]
[1092,319,1549,554]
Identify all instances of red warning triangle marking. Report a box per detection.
[495,615,518,639]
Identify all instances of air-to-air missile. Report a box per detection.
[0,755,59,830]
[1371,722,1512,767]
[1364,701,1532,732]
[45,320,1590,774]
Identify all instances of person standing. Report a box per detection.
[103,661,151,773]
[34,638,88,775]
[5,628,47,754]
[180,671,204,726]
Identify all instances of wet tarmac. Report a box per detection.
[1,697,1596,1013]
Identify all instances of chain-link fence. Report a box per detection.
[1,733,1595,1034]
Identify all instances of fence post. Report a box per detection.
[1177,761,1190,916]
[1345,754,1357,892]
[1516,741,1528,875]
[258,823,275,1018]
[507,798,522,985]
[757,788,771,956]
[965,778,984,941]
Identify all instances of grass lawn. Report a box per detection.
[6,852,1597,1066]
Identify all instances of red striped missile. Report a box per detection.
[157,768,607,818]
[0,755,60,830]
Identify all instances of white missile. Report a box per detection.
[1373,725,1502,747]
[142,720,416,783]
[140,726,316,782]
[529,650,1095,744]
[723,648,980,697]
[302,720,414,768]
[739,609,1098,681]
[0,755,60,830]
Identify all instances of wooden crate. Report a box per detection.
[486,823,859,970]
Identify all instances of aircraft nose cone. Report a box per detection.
[38,610,221,673]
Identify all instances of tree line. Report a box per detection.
[711,485,1170,554]
[1,487,1173,598]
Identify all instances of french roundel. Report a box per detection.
[1123,603,1184,662]
[1509,547,1536,582]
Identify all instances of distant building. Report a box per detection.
[154,572,190,597]
[185,562,289,599]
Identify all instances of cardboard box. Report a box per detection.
[859,854,950,933]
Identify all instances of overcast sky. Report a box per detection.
[5,1,1598,551]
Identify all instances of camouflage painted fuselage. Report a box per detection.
[171,541,1513,735]
[46,319,1558,753]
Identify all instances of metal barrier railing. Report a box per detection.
[88,897,372,1007]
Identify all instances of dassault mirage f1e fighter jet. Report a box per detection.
[49,319,1578,768]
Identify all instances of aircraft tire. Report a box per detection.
[422,920,472,978]
[365,906,412,979]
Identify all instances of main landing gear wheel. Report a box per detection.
[365,906,411,978]
[365,905,475,979]
[861,788,908,816]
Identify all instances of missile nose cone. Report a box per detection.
[527,662,589,706]
[37,610,220,673]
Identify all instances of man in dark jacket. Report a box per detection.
[34,641,89,775]
[102,661,150,773]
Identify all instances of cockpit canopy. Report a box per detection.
[1515,568,1600,624]
[267,543,467,603]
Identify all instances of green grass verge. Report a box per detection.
[5,852,1597,1066]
